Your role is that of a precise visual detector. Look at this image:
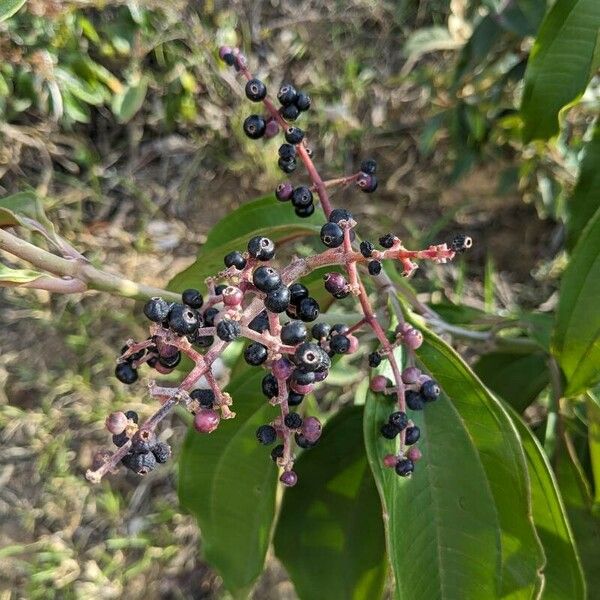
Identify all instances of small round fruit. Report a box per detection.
[288,391,304,406]
[324,272,347,296]
[190,388,216,409]
[284,126,304,145]
[368,352,382,368]
[357,172,378,193]
[451,234,473,253]
[152,441,172,464]
[280,103,300,121]
[360,241,374,258]
[295,92,311,111]
[194,409,220,434]
[284,413,303,429]
[253,266,282,292]
[320,222,344,248]
[115,362,138,385]
[360,158,377,174]
[370,375,388,393]
[272,358,295,380]
[297,297,320,322]
[243,114,266,139]
[404,426,421,445]
[105,411,128,434]
[265,285,291,313]
[401,367,421,384]
[168,304,200,335]
[247,236,275,261]
[379,233,395,248]
[281,320,307,345]
[245,78,267,101]
[276,182,293,201]
[278,143,296,159]
[291,186,313,208]
[295,203,315,218]
[301,416,322,443]
[328,208,353,225]
[256,424,277,445]
[222,285,244,307]
[122,451,157,475]
[329,334,351,354]
[143,297,171,322]
[249,310,269,333]
[405,390,425,411]
[224,250,247,270]
[421,379,441,401]
[280,470,298,487]
[311,322,331,340]
[216,319,241,342]
[395,458,414,477]
[368,260,382,275]
[244,342,268,366]
[381,423,400,439]
[182,288,203,309]
[294,342,323,372]
[389,411,408,430]
[277,83,297,106]
[261,374,279,398]
[406,447,422,462]
[271,444,284,461]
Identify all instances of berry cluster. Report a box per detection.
[86,46,472,487]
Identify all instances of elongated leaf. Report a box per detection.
[111,76,148,123]
[364,347,502,599]
[413,325,545,597]
[505,404,586,599]
[274,407,386,600]
[0,263,44,285]
[169,196,322,292]
[0,191,48,228]
[521,0,600,141]
[0,0,26,21]
[587,394,600,506]
[553,206,600,395]
[178,371,278,595]
[567,123,600,249]
[474,350,549,412]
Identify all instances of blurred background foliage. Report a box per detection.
[0,0,598,597]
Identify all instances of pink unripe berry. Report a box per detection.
[396,322,413,336]
[370,375,389,393]
[105,411,128,435]
[403,328,423,350]
[401,367,421,384]
[383,454,398,468]
[417,374,432,386]
[346,335,359,354]
[302,416,322,443]
[234,52,248,70]
[280,470,298,487]
[264,119,280,139]
[290,382,314,395]
[272,358,294,380]
[154,362,174,375]
[222,286,243,307]
[406,447,422,462]
[194,409,220,434]
[313,369,329,382]
[218,46,233,60]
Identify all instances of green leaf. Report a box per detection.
[403,26,462,60]
[0,0,26,21]
[567,123,600,249]
[587,394,600,506]
[178,371,278,595]
[0,191,43,228]
[111,76,148,123]
[474,350,549,412]
[0,263,44,285]
[552,206,600,395]
[521,0,600,141]
[364,347,502,599]
[168,196,322,292]
[413,324,545,597]
[274,407,387,600]
[505,404,586,599]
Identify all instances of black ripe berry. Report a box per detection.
[331,323,350,335]
[131,429,155,454]
[249,310,269,333]
[190,388,216,409]
[168,304,200,335]
[406,390,425,411]
[152,441,172,464]
[244,342,268,366]
[245,78,267,102]
[182,288,203,309]
[247,235,275,260]
[280,104,300,121]
[289,283,309,305]
[143,297,171,322]
[284,413,303,429]
[368,260,382,275]
[278,143,296,159]
[360,158,377,175]
[112,431,129,447]
[125,410,139,423]
[295,92,311,112]
[328,208,353,225]
[451,234,473,253]
[330,334,351,354]
[224,251,247,270]
[295,204,315,218]
[265,285,291,313]
[405,426,421,445]
[360,241,375,258]
[292,186,313,208]
[122,451,157,475]
[216,319,241,342]
[421,379,441,401]
[297,297,320,322]
[115,362,138,384]
[214,284,227,295]
[284,127,305,145]
[368,352,382,368]
[288,391,305,406]
[294,342,323,372]
[320,222,344,248]
[281,320,308,345]
[379,233,395,249]
[381,423,400,439]
[395,458,414,477]
[357,173,378,193]
[389,411,408,430]
[203,307,219,327]
[292,369,315,385]
[158,351,181,369]
[256,424,277,445]
[271,444,284,461]
[311,322,331,340]
[253,266,282,292]
[278,157,297,173]
[243,114,266,139]
[277,84,297,106]
[262,374,279,398]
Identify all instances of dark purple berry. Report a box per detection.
[281,320,307,345]
[357,172,378,193]
[216,319,241,342]
[143,297,171,322]
[271,444,284,461]
[284,127,304,145]
[389,411,408,430]
[265,286,291,313]
[295,432,316,449]
[289,283,309,305]
[262,374,279,398]
[224,251,247,270]
[245,78,267,101]
[360,241,374,258]
[249,310,269,332]
[368,260,382,275]
[168,304,201,335]
[405,426,420,445]
[288,391,304,406]
[295,203,315,218]
[292,369,316,385]
[451,234,473,252]
[276,182,294,201]
[368,352,382,367]
[328,208,353,224]
[292,186,313,208]
[320,222,344,248]
[379,233,395,249]
[256,424,277,445]
[284,413,303,429]
[311,322,331,340]
[125,410,139,423]
[324,272,347,296]
[214,284,227,295]
[152,441,172,463]
[253,266,281,292]
[248,236,275,261]
[182,288,204,309]
[280,104,300,121]
[244,342,268,366]
[381,423,400,439]
[131,429,156,454]
[277,84,297,106]
[190,388,215,409]
[278,143,296,159]
[158,351,181,369]
[406,390,425,411]
[395,458,414,477]
[330,334,351,354]
[122,451,157,475]
[294,342,323,372]
[331,323,350,335]
[360,158,377,174]
[421,379,441,401]
[243,114,266,139]
[297,297,320,322]
[203,307,219,327]
[278,157,297,173]
[295,92,311,111]
[115,362,138,384]
[112,431,129,447]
